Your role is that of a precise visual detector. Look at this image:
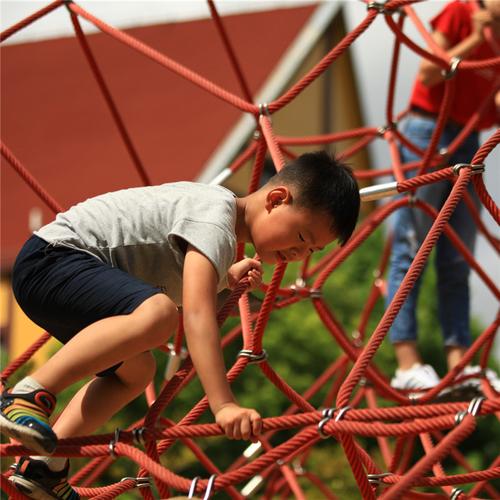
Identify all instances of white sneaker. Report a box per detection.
[391,363,441,391]
[454,365,500,393]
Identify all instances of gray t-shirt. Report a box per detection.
[35,182,237,305]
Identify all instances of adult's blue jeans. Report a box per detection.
[386,115,480,347]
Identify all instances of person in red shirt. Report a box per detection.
[387,0,500,392]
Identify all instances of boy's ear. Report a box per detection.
[265,186,292,212]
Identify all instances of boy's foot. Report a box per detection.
[0,388,58,455]
[10,456,80,500]
[390,363,440,391]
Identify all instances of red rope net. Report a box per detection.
[1,0,499,498]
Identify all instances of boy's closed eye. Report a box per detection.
[299,233,315,254]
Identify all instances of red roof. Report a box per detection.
[1,5,316,269]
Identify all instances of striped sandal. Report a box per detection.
[10,456,80,500]
[0,388,58,455]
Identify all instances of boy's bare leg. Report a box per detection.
[52,351,156,439]
[394,341,422,370]
[30,294,177,395]
[446,345,467,370]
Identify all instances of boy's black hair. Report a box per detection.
[268,151,360,246]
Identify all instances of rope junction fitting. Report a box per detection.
[450,487,464,500]
[454,396,485,425]
[203,474,217,500]
[367,472,394,486]
[317,406,352,438]
[258,102,271,119]
[377,122,397,135]
[366,2,399,14]
[188,476,200,498]
[318,407,336,439]
[120,477,151,489]
[237,349,268,364]
[442,56,461,79]
[132,426,147,446]
[452,163,485,175]
[108,428,122,459]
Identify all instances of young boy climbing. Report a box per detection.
[1,151,360,499]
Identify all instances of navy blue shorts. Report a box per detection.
[12,235,162,376]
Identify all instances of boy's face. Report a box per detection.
[251,186,337,264]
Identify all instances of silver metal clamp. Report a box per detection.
[452,163,485,175]
[238,349,268,364]
[120,477,151,489]
[442,56,461,79]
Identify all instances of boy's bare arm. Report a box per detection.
[182,245,262,441]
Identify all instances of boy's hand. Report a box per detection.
[215,402,262,442]
[227,258,263,290]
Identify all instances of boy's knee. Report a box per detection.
[116,351,156,390]
[133,293,178,345]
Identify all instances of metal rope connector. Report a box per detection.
[367,1,396,14]
[335,405,351,422]
[203,474,217,500]
[238,349,268,364]
[109,428,121,459]
[467,396,485,417]
[367,472,393,486]
[164,342,188,380]
[450,487,464,500]
[318,407,335,439]
[452,163,485,176]
[377,122,397,136]
[243,440,262,458]
[120,477,151,489]
[132,426,147,446]
[455,396,486,425]
[310,288,322,298]
[241,475,264,497]
[188,476,200,498]
[258,103,272,121]
[454,410,467,425]
[442,56,461,79]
